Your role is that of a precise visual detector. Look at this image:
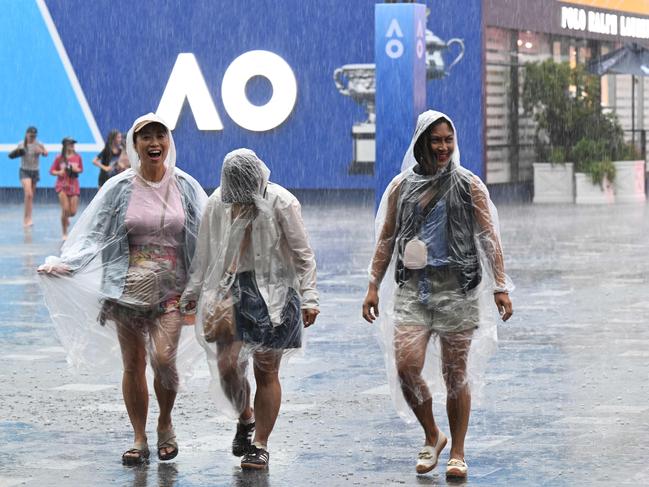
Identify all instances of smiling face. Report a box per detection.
[428,121,455,169]
[134,122,169,177]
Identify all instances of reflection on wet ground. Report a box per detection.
[1,201,649,486]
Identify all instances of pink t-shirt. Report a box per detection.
[125,177,185,247]
[51,154,82,196]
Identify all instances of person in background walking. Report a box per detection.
[50,137,82,240]
[10,126,48,227]
[93,129,123,188]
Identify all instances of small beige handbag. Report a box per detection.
[403,237,427,270]
[121,262,166,310]
[202,222,252,343]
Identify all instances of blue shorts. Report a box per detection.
[232,271,302,349]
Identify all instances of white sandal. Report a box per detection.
[446,458,468,478]
[416,430,448,474]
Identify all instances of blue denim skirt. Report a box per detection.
[232,271,302,349]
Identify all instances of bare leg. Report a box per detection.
[216,338,253,421]
[394,325,441,446]
[251,349,283,447]
[58,192,70,239]
[441,330,473,460]
[150,311,183,456]
[21,178,34,226]
[116,320,149,453]
[68,195,79,218]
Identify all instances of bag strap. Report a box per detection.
[414,184,446,234]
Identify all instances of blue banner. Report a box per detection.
[0,0,484,190]
[375,3,427,208]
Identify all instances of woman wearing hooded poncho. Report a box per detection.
[38,113,207,466]
[362,111,513,478]
[180,148,319,470]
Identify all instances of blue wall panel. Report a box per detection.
[0,0,484,189]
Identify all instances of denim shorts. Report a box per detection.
[232,271,302,349]
[19,168,39,183]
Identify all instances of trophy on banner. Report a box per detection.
[333,64,376,174]
[334,30,465,173]
[426,31,464,80]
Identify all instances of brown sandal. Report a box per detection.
[157,429,178,461]
[122,441,150,466]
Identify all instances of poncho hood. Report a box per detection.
[220,148,271,204]
[401,109,461,174]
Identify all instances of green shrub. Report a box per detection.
[619,142,642,160]
[571,137,616,184]
[522,59,626,176]
[549,146,566,164]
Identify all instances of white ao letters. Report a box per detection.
[157,51,298,132]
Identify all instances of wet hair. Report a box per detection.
[221,153,265,204]
[413,117,454,166]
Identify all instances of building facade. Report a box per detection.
[484,0,649,186]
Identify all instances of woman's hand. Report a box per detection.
[37,263,71,276]
[362,284,379,324]
[494,292,513,321]
[92,156,111,171]
[302,308,319,327]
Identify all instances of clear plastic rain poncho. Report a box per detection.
[181,148,319,417]
[370,110,513,422]
[39,113,208,390]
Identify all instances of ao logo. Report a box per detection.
[385,18,425,60]
[385,19,405,59]
[157,50,297,132]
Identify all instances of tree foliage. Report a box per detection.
[522,59,627,181]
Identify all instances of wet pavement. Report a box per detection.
[1,197,649,486]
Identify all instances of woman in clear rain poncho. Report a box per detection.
[180,148,319,470]
[38,113,208,466]
[362,110,513,479]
